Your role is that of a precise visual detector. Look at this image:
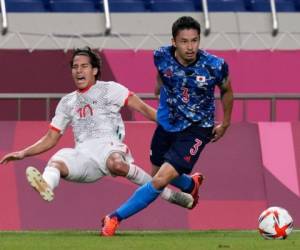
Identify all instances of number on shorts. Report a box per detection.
[190,138,203,156]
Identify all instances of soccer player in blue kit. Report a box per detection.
[101,16,234,236]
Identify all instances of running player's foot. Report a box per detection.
[101,215,120,237]
[26,166,54,202]
[168,191,194,209]
[190,172,204,209]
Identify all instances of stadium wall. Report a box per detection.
[0,121,299,230]
[1,49,300,93]
[0,49,299,121]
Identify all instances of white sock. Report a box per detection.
[126,164,152,185]
[161,188,194,208]
[126,164,193,208]
[42,166,60,190]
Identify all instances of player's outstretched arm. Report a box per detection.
[211,78,234,142]
[0,129,61,165]
[0,151,26,164]
[127,94,157,122]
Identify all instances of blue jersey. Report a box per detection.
[154,46,229,132]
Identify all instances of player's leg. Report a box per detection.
[163,125,213,207]
[106,151,193,209]
[150,163,194,208]
[169,172,204,209]
[150,125,182,199]
[26,166,56,202]
[26,158,67,202]
[106,152,149,184]
[26,148,72,201]
[27,147,103,202]
[151,163,203,208]
[101,162,179,236]
[151,164,195,192]
[151,164,160,177]
[150,125,202,206]
[150,124,194,191]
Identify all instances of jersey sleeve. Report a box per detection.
[108,82,131,108]
[50,96,71,134]
[153,48,163,68]
[215,59,229,86]
[153,46,168,69]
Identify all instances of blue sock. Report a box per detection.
[171,174,194,193]
[110,182,162,221]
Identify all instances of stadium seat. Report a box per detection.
[293,0,300,11]
[245,0,296,12]
[48,0,100,12]
[207,0,246,12]
[275,0,297,12]
[5,0,48,12]
[149,0,196,12]
[4,0,300,12]
[193,0,203,11]
[108,0,147,12]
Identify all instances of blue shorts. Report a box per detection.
[150,124,213,175]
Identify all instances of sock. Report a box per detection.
[126,164,152,185]
[111,182,161,221]
[42,166,60,190]
[160,188,194,209]
[171,174,194,193]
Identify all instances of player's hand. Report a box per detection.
[211,123,229,142]
[0,151,26,164]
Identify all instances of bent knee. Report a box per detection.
[151,176,168,190]
[106,153,129,176]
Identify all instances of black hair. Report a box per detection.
[70,46,101,80]
[172,16,201,39]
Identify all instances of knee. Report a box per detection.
[48,159,69,177]
[151,176,168,190]
[151,165,160,177]
[106,153,129,176]
[151,164,178,190]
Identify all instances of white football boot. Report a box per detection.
[168,191,194,209]
[26,166,54,202]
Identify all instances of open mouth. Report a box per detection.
[76,76,87,85]
[186,52,195,57]
[77,76,85,81]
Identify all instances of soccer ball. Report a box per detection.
[258,206,293,239]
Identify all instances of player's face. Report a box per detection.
[71,55,98,90]
[172,29,200,66]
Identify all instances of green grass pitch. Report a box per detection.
[0,230,299,250]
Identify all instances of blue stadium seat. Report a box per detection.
[5,0,48,12]
[149,0,196,12]
[4,0,299,13]
[193,0,202,11]
[108,0,147,12]
[207,0,246,12]
[295,0,300,11]
[245,0,296,12]
[273,0,296,12]
[49,0,99,12]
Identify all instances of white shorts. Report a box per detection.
[49,139,134,183]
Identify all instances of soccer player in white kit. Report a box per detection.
[0,47,193,212]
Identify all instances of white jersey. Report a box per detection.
[50,81,130,144]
